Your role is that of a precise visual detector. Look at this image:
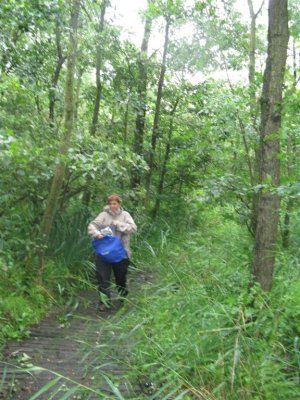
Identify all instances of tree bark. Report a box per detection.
[152,97,179,219]
[247,0,265,121]
[39,0,80,272]
[145,16,170,201]
[90,0,108,136]
[131,1,153,190]
[123,93,131,145]
[282,199,292,248]
[282,38,298,248]
[49,19,66,125]
[248,0,256,114]
[82,1,108,207]
[74,66,84,124]
[251,0,289,291]
[247,0,264,235]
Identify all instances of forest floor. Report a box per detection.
[0,267,153,400]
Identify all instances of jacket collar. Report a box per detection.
[103,205,122,216]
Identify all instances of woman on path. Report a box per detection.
[87,194,137,311]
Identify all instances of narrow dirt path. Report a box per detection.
[0,268,151,399]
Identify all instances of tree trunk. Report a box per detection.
[74,66,84,124]
[123,91,132,145]
[247,0,264,236]
[90,0,108,136]
[131,1,153,190]
[248,0,256,113]
[247,0,264,121]
[282,199,292,248]
[152,98,179,219]
[39,0,80,272]
[82,1,108,207]
[49,19,66,125]
[145,16,170,201]
[251,0,289,291]
[282,38,298,248]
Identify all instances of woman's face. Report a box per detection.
[109,200,120,212]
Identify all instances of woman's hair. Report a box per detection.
[107,194,122,205]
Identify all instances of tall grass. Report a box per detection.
[0,208,95,345]
[47,210,92,272]
[2,206,300,399]
[103,207,300,399]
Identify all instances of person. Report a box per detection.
[87,194,137,311]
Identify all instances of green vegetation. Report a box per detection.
[0,208,93,345]
[0,0,300,398]
[111,208,300,398]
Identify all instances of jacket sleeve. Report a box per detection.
[114,212,137,234]
[87,213,105,239]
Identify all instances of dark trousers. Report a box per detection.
[95,256,129,302]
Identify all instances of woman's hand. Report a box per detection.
[95,233,104,239]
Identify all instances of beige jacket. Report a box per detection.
[87,206,137,258]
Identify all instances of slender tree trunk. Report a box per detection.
[251,0,289,291]
[74,66,84,124]
[282,199,292,248]
[49,20,66,125]
[82,1,108,207]
[60,67,83,213]
[90,0,108,136]
[152,98,179,219]
[123,90,132,145]
[131,1,153,190]
[282,123,293,249]
[178,180,183,196]
[282,38,297,248]
[248,0,256,113]
[39,0,80,273]
[247,0,265,121]
[145,16,170,201]
[247,0,264,235]
[221,49,256,235]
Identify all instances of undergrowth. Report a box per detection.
[0,208,94,348]
[104,207,300,399]
[1,204,300,399]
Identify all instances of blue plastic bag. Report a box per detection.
[92,235,126,263]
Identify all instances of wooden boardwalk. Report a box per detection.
[0,270,148,399]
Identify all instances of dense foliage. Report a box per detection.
[0,0,300,398]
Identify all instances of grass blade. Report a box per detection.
[0,366,7,390]
[29,377,61,400]
[172,389,191,399]
[103,375,125,399]
[59,385,80,400]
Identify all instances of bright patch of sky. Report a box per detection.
[107,0,268,84]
